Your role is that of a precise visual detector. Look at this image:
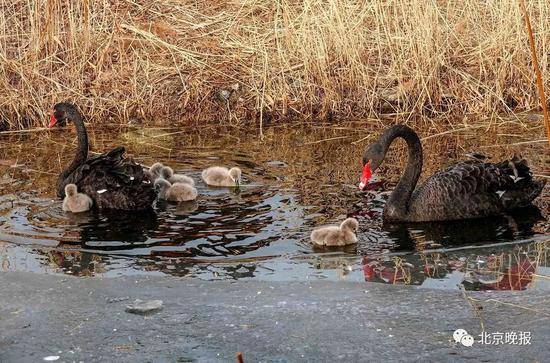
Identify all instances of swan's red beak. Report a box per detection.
[48,114,57,128]
[359,162,372,190]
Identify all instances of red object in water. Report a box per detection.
[363,263,376,280]
[48,114,57,128]
[359,162,372,190]
[362,256,378,281]
[487,258,536,291]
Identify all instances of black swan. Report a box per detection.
[360,125,546,222]
[49,102,156,210]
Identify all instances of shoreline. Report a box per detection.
[1,271,548,362]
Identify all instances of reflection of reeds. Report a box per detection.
[460,242,548,290]
[420,252,448,278]
[1,1,549,129]
[380,241,548,290]
[390,257,412,284]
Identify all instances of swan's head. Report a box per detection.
[360,142,384,190]
[65,183,77,197]
[154,178,171,197]
[49,102,78,128]
[229,167,242,186]
[160,166,174,179]
[340,218,359,232]
[150,162,164,177]
[362,142,384,173]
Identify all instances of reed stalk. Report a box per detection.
[518,0,550,145]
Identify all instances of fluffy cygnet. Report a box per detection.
[154,178,198,202]
[160,166,195,186]
[62,184,93,213]
[146,162,164,182]
[149,162,164,177]
[201,166,242,187]
[310,218,359,247]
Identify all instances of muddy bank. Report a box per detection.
[1,272,548,362]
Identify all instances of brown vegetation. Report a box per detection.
[0,0,549,129]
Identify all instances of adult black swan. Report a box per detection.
[360,125,545,222]
[48,102,156,210]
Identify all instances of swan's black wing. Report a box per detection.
[58,147,156,211]
[57,146,125,197]
[408,156,545,221]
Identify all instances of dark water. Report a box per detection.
[0,122,548,290]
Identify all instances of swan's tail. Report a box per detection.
[495,155,546,210]
[501,179,546,210]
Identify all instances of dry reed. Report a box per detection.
[0,0,549,130]
[519,0,550,144]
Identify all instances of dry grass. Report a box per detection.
[0,0,549,129]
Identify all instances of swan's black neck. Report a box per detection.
[380,125,423,221]
[58,110,88,186]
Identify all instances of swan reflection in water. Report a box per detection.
[361,207,547,290]
[39,188,285,276]
[32,186,547,286]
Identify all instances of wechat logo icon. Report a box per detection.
[454,329,474,347]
